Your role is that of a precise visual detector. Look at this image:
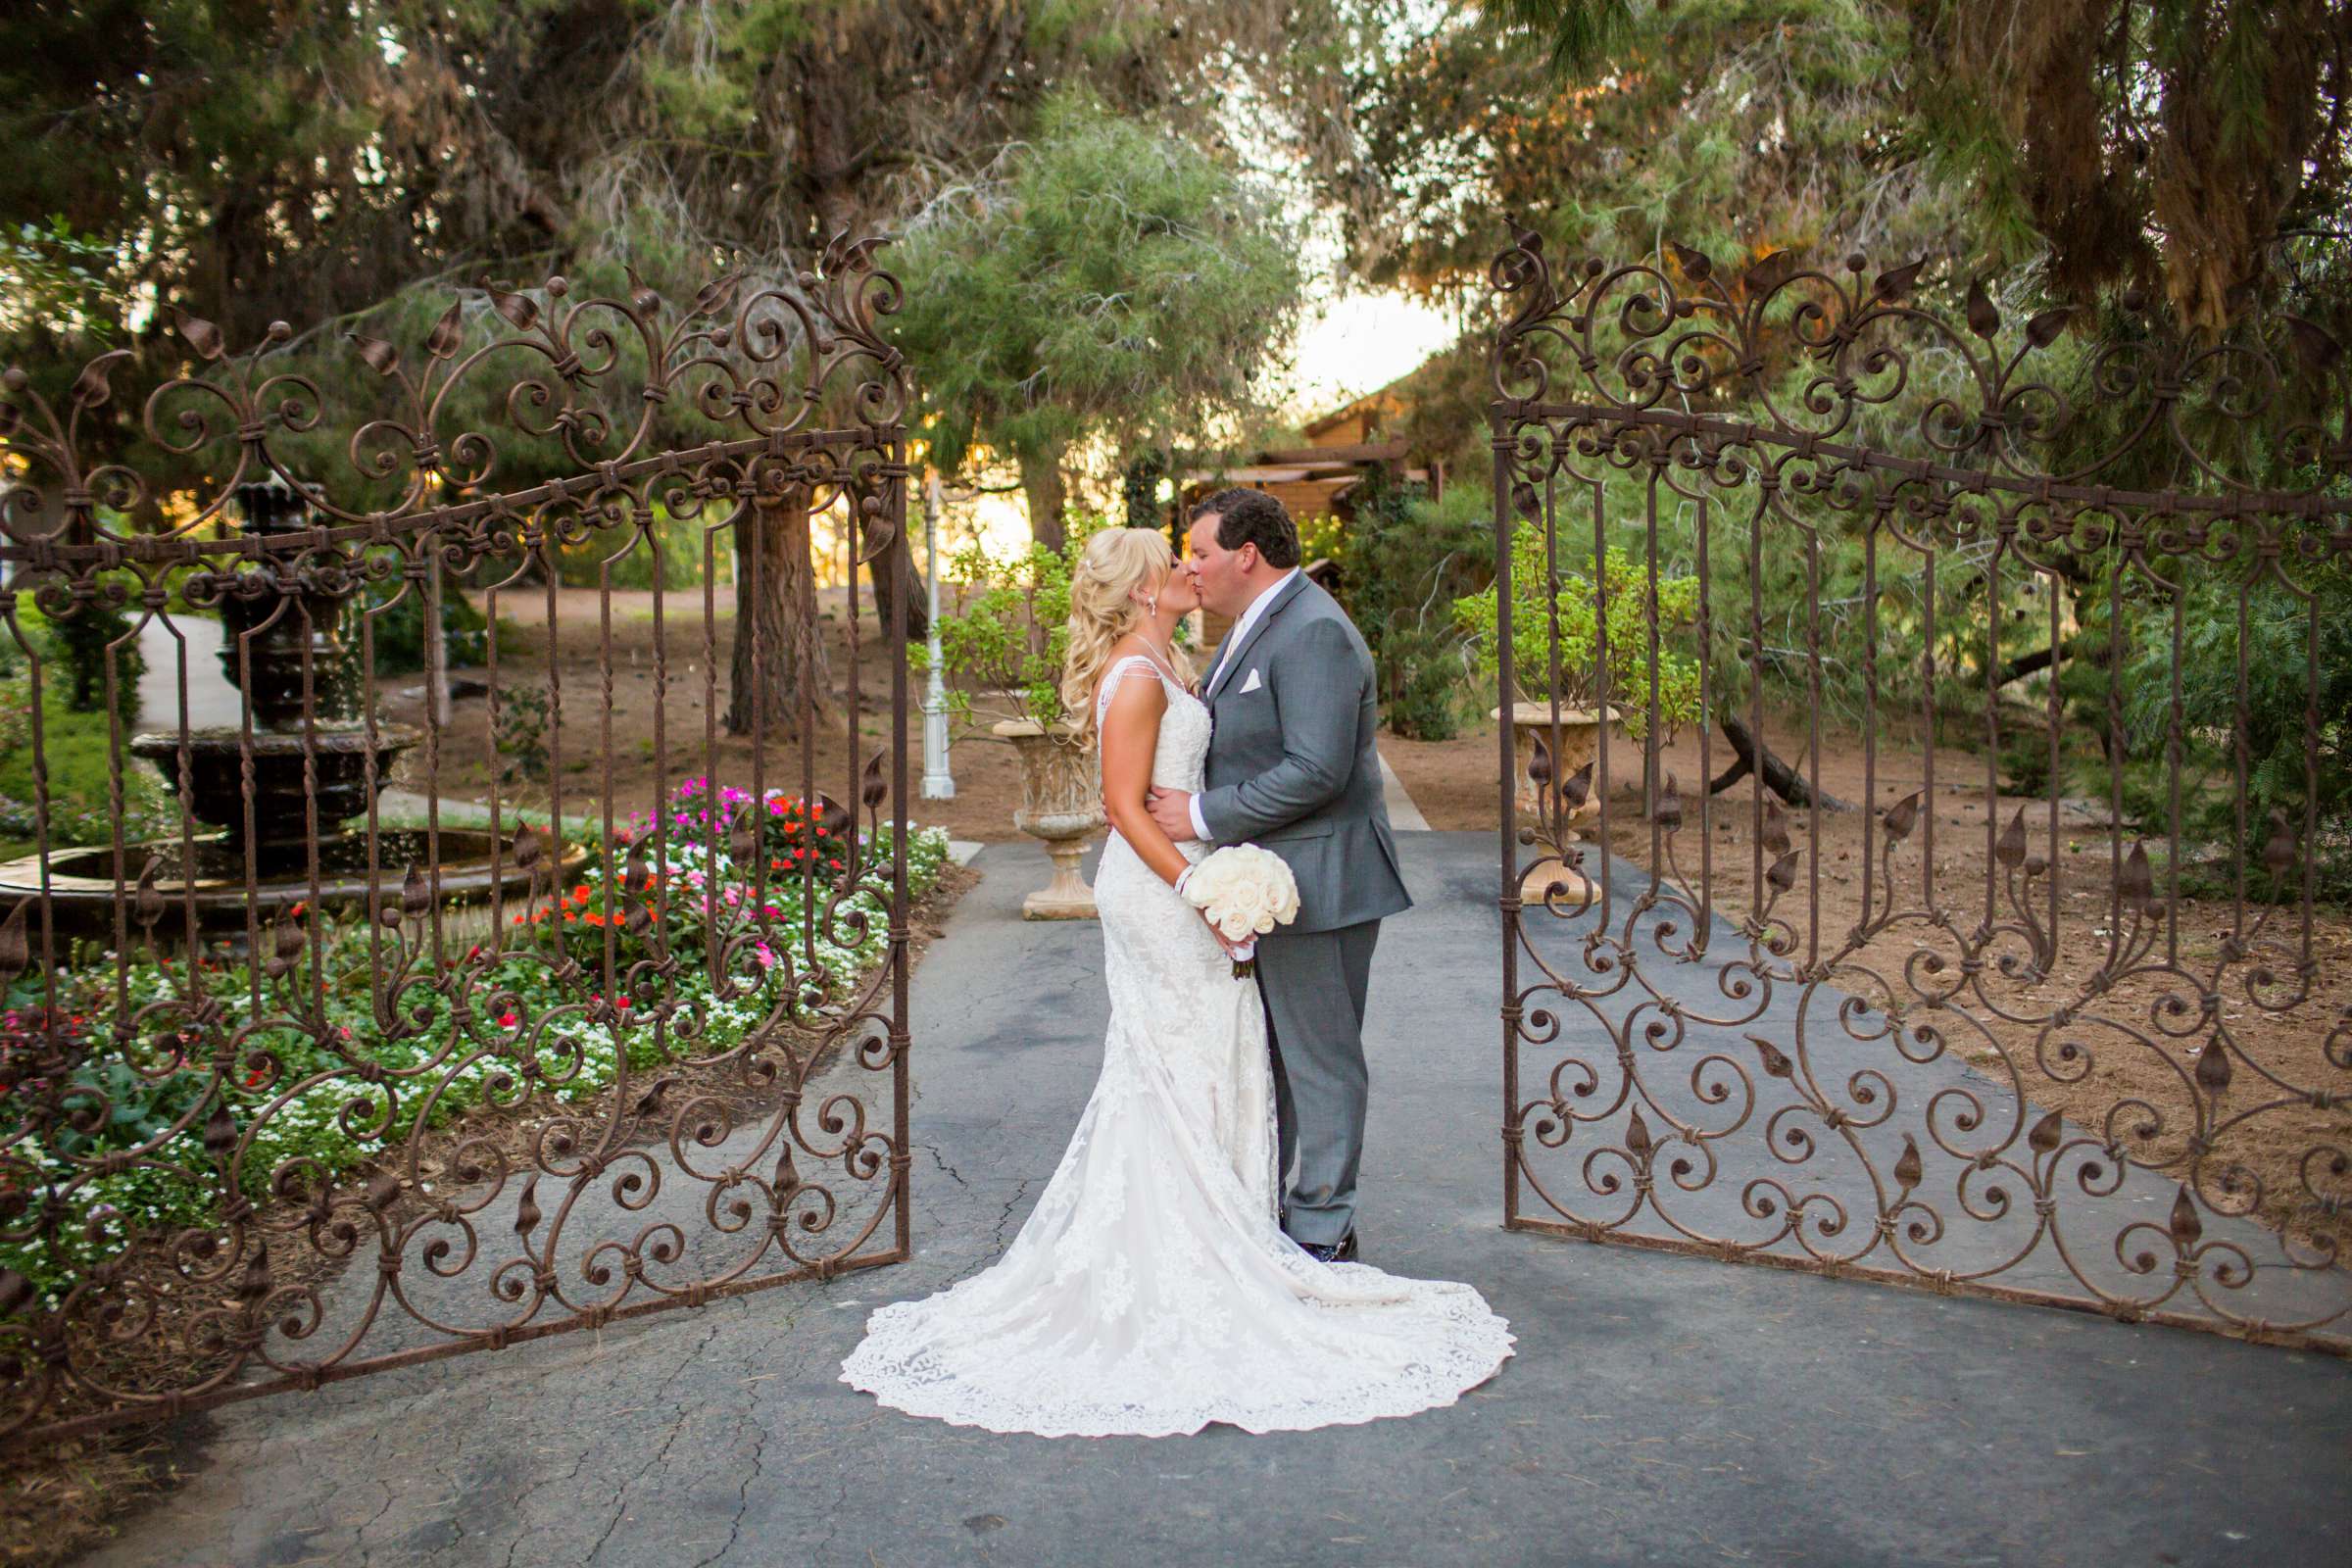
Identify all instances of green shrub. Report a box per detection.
[1455,523,1703,741]
[364,575,493,676]
[0,676,175,858]
[1331,472,1487,740]
[2,591,145,724]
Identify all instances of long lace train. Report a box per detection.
[839,659,1512,1436]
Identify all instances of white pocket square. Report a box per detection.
[1240,667,1264,694]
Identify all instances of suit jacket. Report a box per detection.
[1196,575,1412,935]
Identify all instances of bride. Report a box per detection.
[840,527,1513,1437]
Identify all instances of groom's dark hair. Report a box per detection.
[1192,487,1301,568]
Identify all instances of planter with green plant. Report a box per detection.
[923,522,1107,918]
[1456,528,1703,898]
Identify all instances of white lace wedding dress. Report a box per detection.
[839,657,1514,1437]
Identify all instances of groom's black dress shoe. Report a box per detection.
[1298,1232,1358,1264]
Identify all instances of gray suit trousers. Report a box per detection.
[1257,917,1381,1247]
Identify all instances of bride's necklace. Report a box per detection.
[1134,632,1178,678]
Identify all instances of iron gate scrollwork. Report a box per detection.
[0,235,918,1442]
[1491,229,2352,1350]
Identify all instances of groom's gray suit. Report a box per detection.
[1196,573,1411,1247]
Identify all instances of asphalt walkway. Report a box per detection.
[81,834,2352,1567]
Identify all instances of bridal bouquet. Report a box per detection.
[1181,844,1300,979]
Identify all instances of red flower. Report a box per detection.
[500,1011,518,1029]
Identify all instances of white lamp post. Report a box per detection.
[920,470,956,800]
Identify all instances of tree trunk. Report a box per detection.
[1019,448,1069,554]
[726,488,829,738]
[863,538,930,642]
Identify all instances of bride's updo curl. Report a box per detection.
[1059,527,1193,749]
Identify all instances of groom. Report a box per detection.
[1148,488,1412,1263]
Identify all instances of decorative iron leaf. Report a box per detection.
[624,845,652,897]
[237,1240,271,1304]
[1742,249,1795,297]
[348,332,401,377]
[1892,1134,1923,1194]
[2119,841,2155,906]
[2168,1186,2202,1250]
[1965,278,2001,339]
[1654,773,1683,830]
[1883,791,1920,842]
[0,1267,31,1319]
[2028,1108,2064,1154]
[364,1172,402,1212]
[1765,852,1798,894]
[1666,241,1713,281]
[273,914,306,960]
[69,349,133,409]
[1748,1034,1794,1078]
[1561,760,1593,814]
[1870,258,1927,302]
[1526,729,1554,788]
[2025,308,2073,348]
[625,264,662,319]
[174,309,225,361]
[424,299,465,361]
[2261,808,2296,877]
[483,282,538,332]
[1625,1107,1654,1161]
[133,858,166,928]
[512,824,542,869]
[2194,1039,2233,1099]
[1762,801,1791,858]
[514,1174,541,1238]
[690,275,743,320]
[1994,808,2028,868]
[202,1102,239,1157]
[401,863,429,916]
[861,747,889,811]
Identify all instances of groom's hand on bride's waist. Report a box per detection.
[1145,787,1199,844]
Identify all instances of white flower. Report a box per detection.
[1182,845,1301,943]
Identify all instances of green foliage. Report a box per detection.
[3,590,145,723]
[363,578,492,677]
[2112,563,2352,903]
[0,675,175,858]
[1455,524,1703,740]
[890,94,1306,484]
[921,516,1113,730]
[1326,474,1488,740]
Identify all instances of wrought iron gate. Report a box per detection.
[1491,230,2351,1351]
[0,236,916,1442]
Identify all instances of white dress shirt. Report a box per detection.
[1190,568,1300,842]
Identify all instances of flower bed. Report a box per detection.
[0,777,951,1305]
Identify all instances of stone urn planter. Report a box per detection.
[992,718,1104,920]
[1493,703,1624,908]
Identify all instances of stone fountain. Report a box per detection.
[0,479,560,944]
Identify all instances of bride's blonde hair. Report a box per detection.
[1059,527,1194,749]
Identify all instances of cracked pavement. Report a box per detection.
[78,837,2352,1567]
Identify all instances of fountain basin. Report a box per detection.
[0,826,585,948]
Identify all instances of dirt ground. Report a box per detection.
[1392,714,2352,1258]
[379,589,1035,846]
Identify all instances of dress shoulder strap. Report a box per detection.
[1095,654,1173,723]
